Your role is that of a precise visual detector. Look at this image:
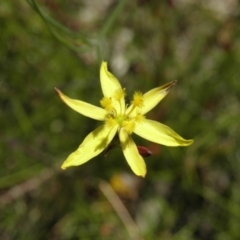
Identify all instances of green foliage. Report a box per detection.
[1,0,240,239]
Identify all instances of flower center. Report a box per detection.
[100,89,145,134]
[117,114,125,125]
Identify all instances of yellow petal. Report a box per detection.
[119,128,146,177]
[61,124,118,169]
[55,88,106,121]
[126,80,177,117]
[134,119,194,146]
[141,80,177,115]
[100,62,122,98]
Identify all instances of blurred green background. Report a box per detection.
[1,0,240,239]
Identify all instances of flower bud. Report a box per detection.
[137,146,152,157]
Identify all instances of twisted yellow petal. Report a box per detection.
[100,62,125,114]
[55,88,106,121]
[119,128,146,177]
[141,80,177,115]
[126,81,177,117]
[61,124,118,169]
[134,119,193,146]
[100,62,122,97]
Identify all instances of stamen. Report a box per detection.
[100,97,113,111]
[105,116,117,128]
[134,114,145,123]
[132,91,144,108]
[125,91,144,117]
[123,120,135,134]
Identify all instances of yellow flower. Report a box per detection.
[55,62,193,177]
